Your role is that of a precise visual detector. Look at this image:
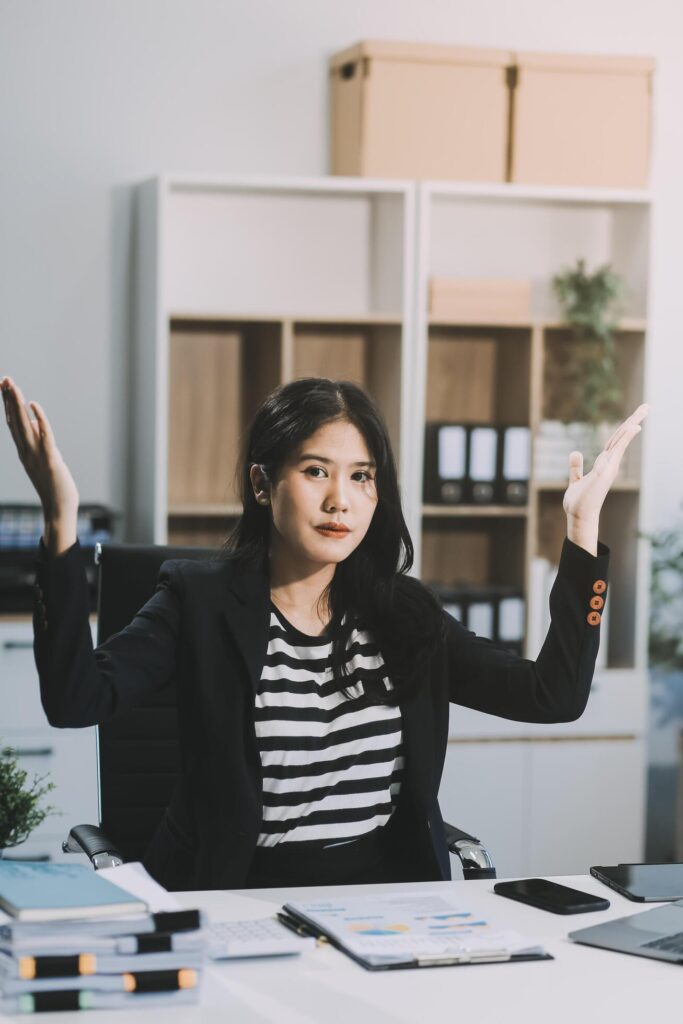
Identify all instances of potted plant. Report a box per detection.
[0,744,56,855]
[532,260,628,481]
[552,258,625,426]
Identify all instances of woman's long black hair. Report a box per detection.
[222,378,444,703]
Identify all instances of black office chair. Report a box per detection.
[63,544,495,882]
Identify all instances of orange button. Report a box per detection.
[593,580,607,594]
[587,611,602,626]
[590,595,604,610]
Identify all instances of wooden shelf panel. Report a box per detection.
[170,312,404,326]
[427,317,646,333]
[422,504,528,518]
[533,479,640,493]
[541,318,646,334]
[169,505,242,517]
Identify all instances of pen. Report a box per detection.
[275,912,320,941]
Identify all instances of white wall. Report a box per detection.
[1,0,682,539]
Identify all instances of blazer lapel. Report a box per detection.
[221,560,271,695]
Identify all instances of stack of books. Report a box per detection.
[0,862,205,1015]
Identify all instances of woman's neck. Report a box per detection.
[268,544,335,621]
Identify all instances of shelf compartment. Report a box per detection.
[168,319,281,511]
[542,324,646,424]
[425,193,649,322]
[421,515,526,589]
[165,184,408,318]
[426,326,531,426]
[291,322,402,467]
[167,513,239,548]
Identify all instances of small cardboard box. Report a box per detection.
[329,40,512,181]
[510,51,655,188]
[429,278,532,323]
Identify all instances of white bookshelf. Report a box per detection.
[133,175,417,547]
[134,174,652,875]
[414,180,651,874]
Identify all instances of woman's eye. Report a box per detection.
[353,472,374,483]
[305,466,326,478]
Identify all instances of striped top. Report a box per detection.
[255,602,404,848]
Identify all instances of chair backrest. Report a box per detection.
[95,543,217,862]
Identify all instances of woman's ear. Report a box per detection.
[249,463,270,505]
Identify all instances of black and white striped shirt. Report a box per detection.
[255,602,404,847]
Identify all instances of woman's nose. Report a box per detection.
[324,477,349,512]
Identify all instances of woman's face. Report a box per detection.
[257,419,379,572]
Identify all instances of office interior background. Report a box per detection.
[2,0,683,874]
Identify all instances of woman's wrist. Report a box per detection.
[42,509,78,557]
[566,513,599,557]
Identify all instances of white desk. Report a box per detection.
[188,875,677,1024]
[1,876,677,1023]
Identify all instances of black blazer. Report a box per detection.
[33,537,609,890]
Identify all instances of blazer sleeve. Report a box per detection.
[33,539,182,728]
[445,537,610,724]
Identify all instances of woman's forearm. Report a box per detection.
[566,513,599,557]
[42,511,78,557]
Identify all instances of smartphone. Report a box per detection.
[493,878,610,915]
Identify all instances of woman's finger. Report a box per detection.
[5,380,36,451]
[568,450,583,483]
[605,404,650,452]
[29,401,56,450]
[1,379,29,455]
[606,423,641,466]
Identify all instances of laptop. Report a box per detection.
[590,863,683,902]
[569,900,683,964]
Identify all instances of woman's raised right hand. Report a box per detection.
[1,376,79,531]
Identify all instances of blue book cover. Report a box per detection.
[0,863,147,922]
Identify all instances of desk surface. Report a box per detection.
[2,875,677,1023]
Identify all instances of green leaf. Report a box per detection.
[0,745,58,850]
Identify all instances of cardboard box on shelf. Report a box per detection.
[429,278,531,323]
[510,51,655,188]
[329,40,511,182]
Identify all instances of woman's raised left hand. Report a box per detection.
[563,404,650,530]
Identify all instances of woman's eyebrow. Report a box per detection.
[297,453,376,468]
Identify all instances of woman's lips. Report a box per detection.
[315,526,350,538]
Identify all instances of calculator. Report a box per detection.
[207,918,314,959]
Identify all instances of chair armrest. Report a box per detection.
[62,824,124,869]
[443,822,496,880]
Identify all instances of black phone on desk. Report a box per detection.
[494,878,610,914]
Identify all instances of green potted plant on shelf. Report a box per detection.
[547,259,627,472]
[0,744,56,856]
[552,258,625,426]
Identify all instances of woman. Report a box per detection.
[1,374,648,891]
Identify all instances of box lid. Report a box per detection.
[330,40,512,72]
[515,50,655,75]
